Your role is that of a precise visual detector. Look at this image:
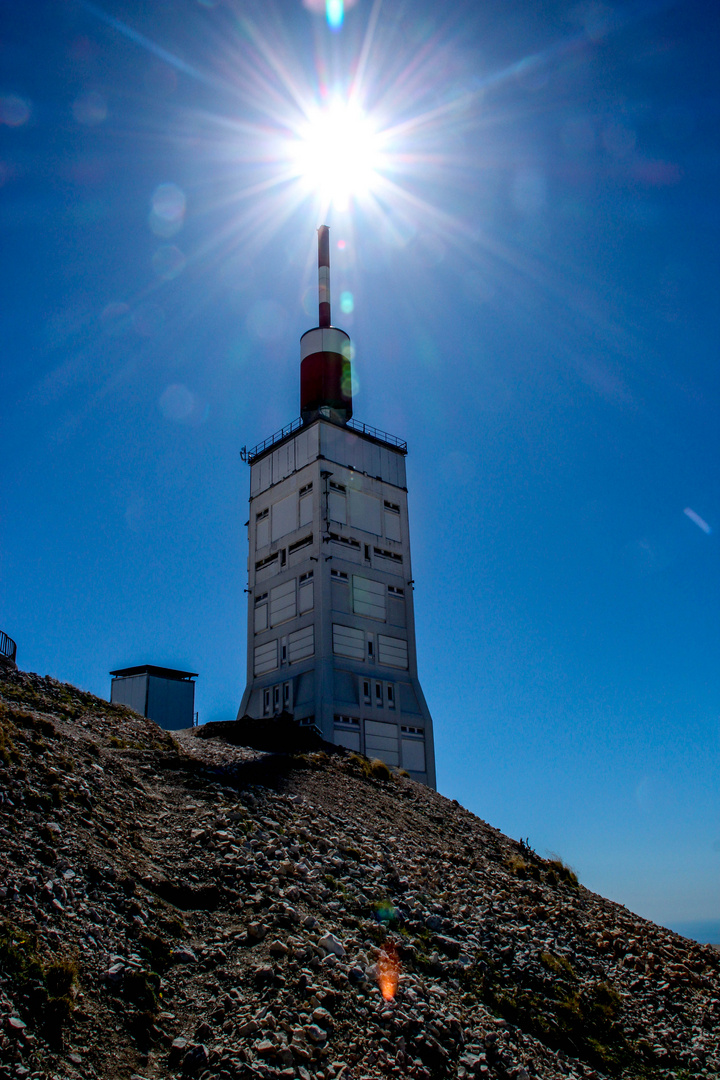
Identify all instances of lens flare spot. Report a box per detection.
[340,290,354,314]
[152,244,186,280]
[159,383,195,421]
[341,369,359,398]
[326,0,343,29]
[0,95,31,127]
[684,507,712,535]
[337,239,346,250]
[303,0,357,13]
[375,900,398,924]
[377,943,400,1002]
[149,182,186,238]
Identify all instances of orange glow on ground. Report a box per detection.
[377,943,400,1002]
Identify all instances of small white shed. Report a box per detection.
[109,665,198,730]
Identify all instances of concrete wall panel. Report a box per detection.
[146,677,194,731]
[111,675,147,716]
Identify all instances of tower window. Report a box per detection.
[263,688,271,715]
[255,507,270,548]
[299,482,313,496]
[329,531,360,549]
[283,681,291,707]
[273,685,280,710]
[387,684,395,708]
[352,575,386,621]
[374,546,402,563]
[334,714,360,727]
[299,570,314,614]
[362,680,371,704]
[254,602,268,634]
[255,552,279,572]
[332,623,364,660]
[367,638,374,660]
[375,682,383,706]
[288,533,313,554]
[384,501,401,542]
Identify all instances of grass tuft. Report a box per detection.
[368,757,393,780]
[45,957,79,997]
[348,752,394,781]
[546,856,579,888]
[540,950,576,979]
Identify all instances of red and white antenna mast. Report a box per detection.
[299,226,353,423]
[318,224,331,328]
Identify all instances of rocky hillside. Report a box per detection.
[0,661,718,1080]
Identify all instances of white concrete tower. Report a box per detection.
[238,227,436,788]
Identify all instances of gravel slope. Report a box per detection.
[0,661,718,1080]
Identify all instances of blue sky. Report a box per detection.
[1,0,719,937]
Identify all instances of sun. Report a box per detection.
[291,99,382,212]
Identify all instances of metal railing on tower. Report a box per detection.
[241,414,407,465]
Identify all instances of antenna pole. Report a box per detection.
[318,225,331,328]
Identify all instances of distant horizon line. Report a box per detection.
[665,919,720,946]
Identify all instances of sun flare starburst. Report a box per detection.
[82,0,495,262]
[291,99,382,211]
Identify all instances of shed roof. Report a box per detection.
[109,665,198,681]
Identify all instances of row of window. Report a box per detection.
[254,571,313,633]
[254,482,403,550]
[254,570,406,636]
[327,531,404,565]
[254,625,315,675]
[333,716,425,739]
[262,681,293,715]
[260,704,425,733]
[254,534,313,576]
[255,533,402,584]
[260,680,414,721]
[327,485,402,542]
[254,623,409,675]
[362,679,395,708]
[328,531,360,550]
[332,624,408,669]
[332,715,426,772]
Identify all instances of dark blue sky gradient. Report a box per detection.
[1,0,719,934]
